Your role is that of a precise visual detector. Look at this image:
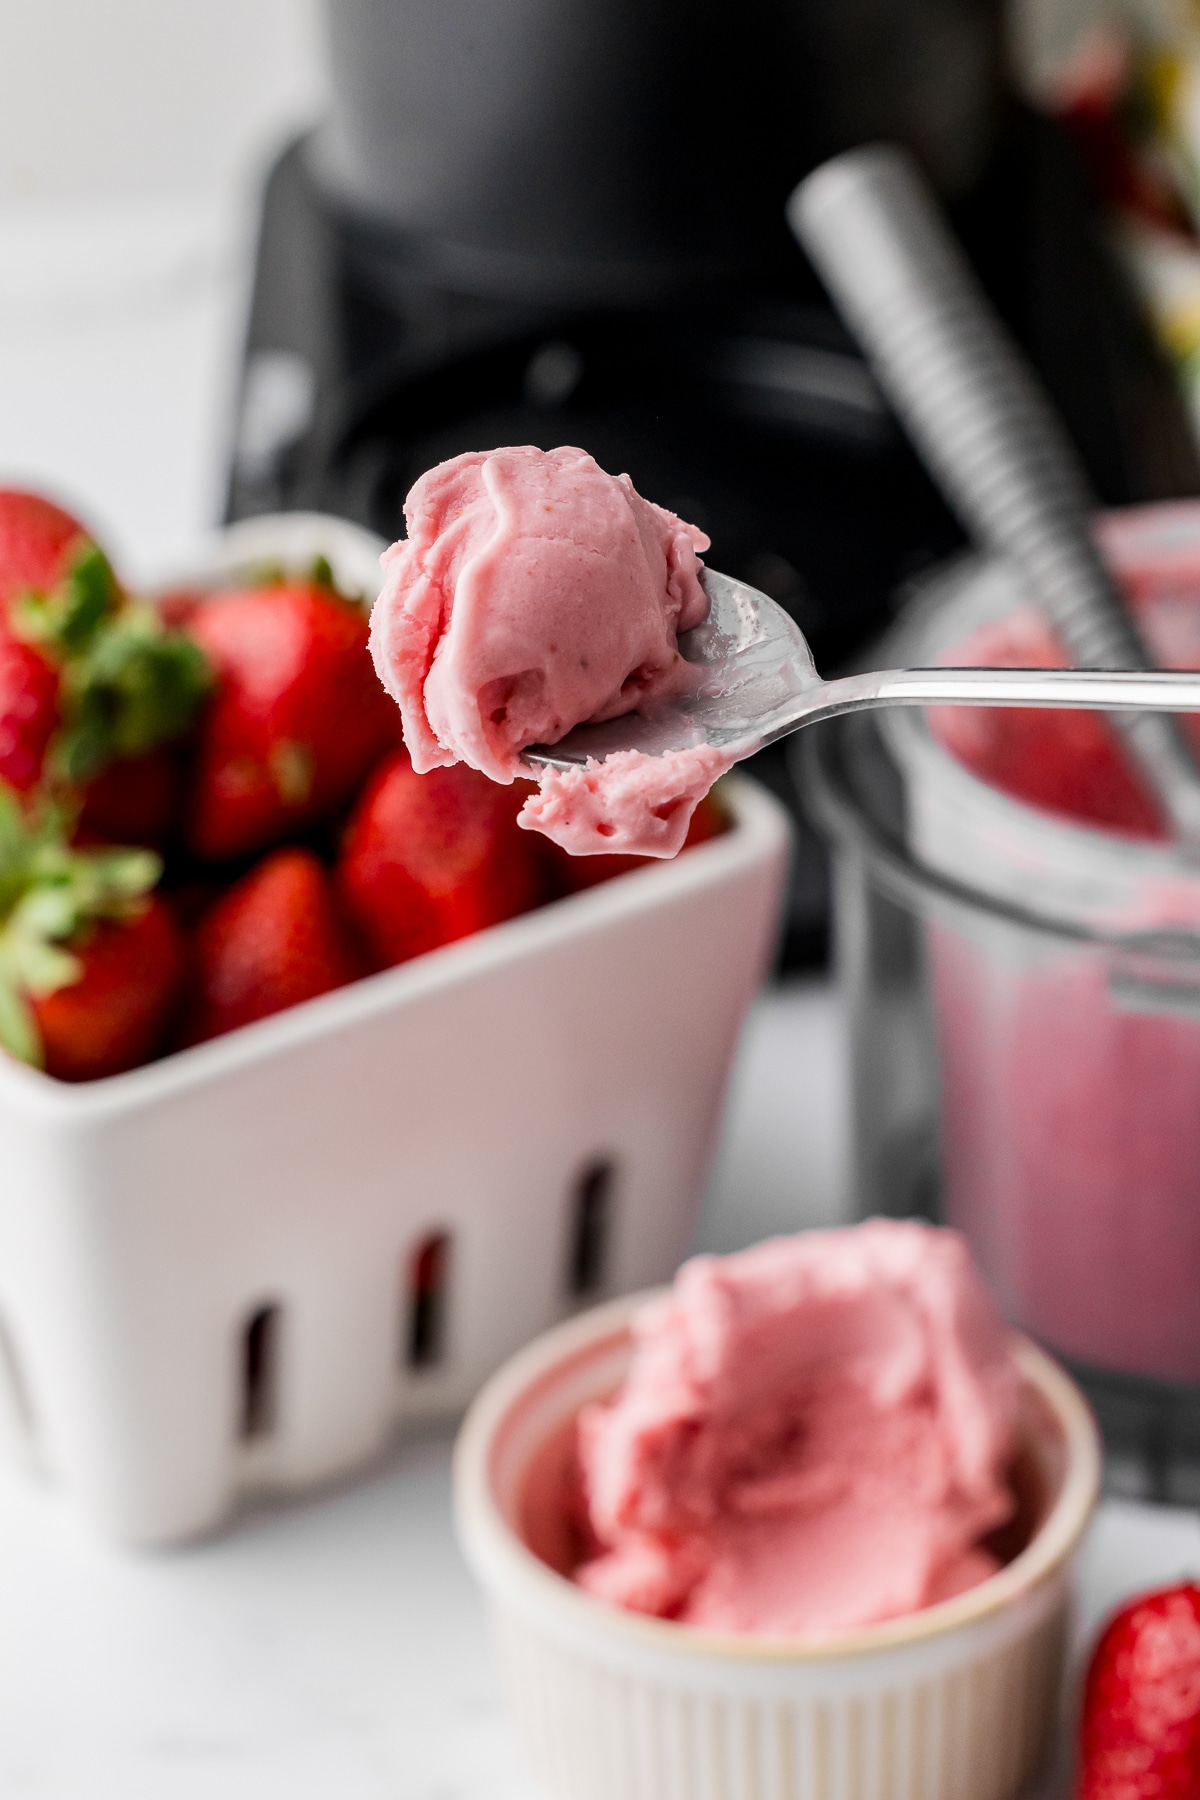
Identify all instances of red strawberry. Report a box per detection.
[78,748,179,846]
[0,492,95,795]
[338,752,540,968]
[0,634,60,791]
[185,581,399,860]
[33,897,183,1082]
[154,588,208,629]
[0,796,180,1081]
[1077,1583,1200,1799]
[0,490,91,609]
[185,847,362,1043]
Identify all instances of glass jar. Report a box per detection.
[800,509,1200,1496]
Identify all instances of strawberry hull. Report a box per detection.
[0,516,790,1544]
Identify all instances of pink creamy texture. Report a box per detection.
[520,745,736,858]
[921,519,1200,1383]
[370,445,736,855]
[928,922,1200,1383]
[573,1221,1019,1638]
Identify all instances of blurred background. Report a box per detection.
[9,0,1200,963]
[6,8,1200,1793]
[0,0,1181,568]
[0,0,327,574]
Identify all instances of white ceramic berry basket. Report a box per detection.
[0,514,791,1546]
[454,1294,1102,1800]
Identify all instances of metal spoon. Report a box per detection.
[522,567,1200,773]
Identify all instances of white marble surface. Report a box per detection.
[0,1427,524,1800]
[1,1413,1197,1800]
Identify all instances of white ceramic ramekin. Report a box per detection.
[0,515,791,1545]
[454,1293,1102,1800]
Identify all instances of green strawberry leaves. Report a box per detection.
[16,544,119,656]
[242,553,357,604]
[15,544,213,784]
[53,610,212,783]
[0,981,41,1067]
[0,786,161,1068]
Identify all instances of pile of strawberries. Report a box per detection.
[0,490,724,1082]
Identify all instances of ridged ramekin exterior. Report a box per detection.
[455,1296,1102,1800]
[492,1589,1065,1800]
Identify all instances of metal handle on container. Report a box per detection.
[1107,931,1200,1020]
[788,144,1200,844]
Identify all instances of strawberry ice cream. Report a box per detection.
[519,744,736,858]
[369,445,737,856]
[573,1220,1019,1638]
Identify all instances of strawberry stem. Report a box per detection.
[13,543,214,785]
[14,543,120,655]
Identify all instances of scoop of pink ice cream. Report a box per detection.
[369,445,730,856]
[574,1219,1018,1638]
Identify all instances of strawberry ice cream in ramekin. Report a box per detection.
[454,1224,1100,1800]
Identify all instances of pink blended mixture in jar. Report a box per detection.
[924,504,1200,1383]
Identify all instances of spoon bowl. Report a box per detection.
[523,568,1200,773]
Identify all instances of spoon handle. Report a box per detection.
[786,666,1200,737]
[521,667,1200,774]
[787,144,1200,839]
